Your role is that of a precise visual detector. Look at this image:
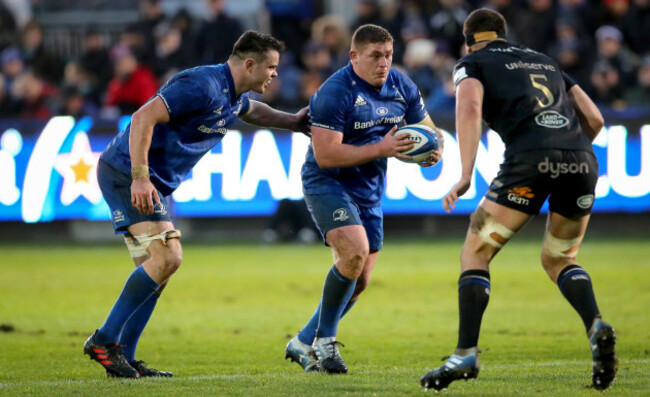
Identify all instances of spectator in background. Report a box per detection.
[550,18,594,88]
[311,15,350,71]
[426,62,457,115]
[20,19,62,84]
[590,59,625,108]
[11,71,57,119]
[0,46,23,93]
[428,0,471,58]
[105,44,158,115]
[620,0,650,56]
[57,85,99,119]
[624,55,650,105]
[152,21,193,79]
[557,0,598,38]
[78,29,112,104]
[351,0,383,31]
[0,2,17,51]
[171,9,197,63]
[137,0,165,59]
[510,0,556,53]
[196,0,243,65]
[266,0,314,62]
[0,72,18,116]
[594,25,638,88]
[596,0,629,27]
[120,23,155,68]
[402,38,439,98]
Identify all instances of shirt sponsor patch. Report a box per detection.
[453,66,468,87]
[535,110,570,128]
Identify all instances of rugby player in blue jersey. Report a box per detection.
[83,31,310,378]
[285,24,444,374]
[420,9,617,391]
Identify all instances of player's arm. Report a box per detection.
[129,96,170,215]
[567,85,604,142]
[239,100,311,136]
[312,125,413,169]
[442,77,484,212]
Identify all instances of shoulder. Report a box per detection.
[314,69,355,102]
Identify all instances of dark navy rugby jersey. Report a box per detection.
[302,63,428,207]
[100,63,250,196]
[453,40,593,158]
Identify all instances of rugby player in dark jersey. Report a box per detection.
[420,8,617,392]
[83,31,310,378]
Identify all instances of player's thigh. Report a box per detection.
[326,225,370,264]
[547,150,598,219]
[127,221,183,265]
[304,193,364,245]
[98,160,172,234]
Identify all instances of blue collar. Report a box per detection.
[222,63,239,104]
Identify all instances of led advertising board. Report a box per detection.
[0,116,648,222]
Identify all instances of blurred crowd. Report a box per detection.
[0,0,649,121]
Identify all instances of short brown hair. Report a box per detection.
[230,30,285,60]
[351,24,393,49]
[463,8,507,41]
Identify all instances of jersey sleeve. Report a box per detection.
[309,82,350,132]
[561,71,577,91]
[156,72,214,119]
[239,93,251,115]
[453,58,481,89]
[401,75,428,124]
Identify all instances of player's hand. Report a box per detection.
[131,178,161,215]
[418,126,445,167]
[294,106,311,137]
[442,175,472,213]
[380,125,414,159]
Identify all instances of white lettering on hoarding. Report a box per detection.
[0,129,22,205]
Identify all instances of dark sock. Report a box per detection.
[316,265,356,338]
[298,297,358,345]
[95,266,159,345]
[120,293,160,362]
[341,299,357,317]
[456,269,491,350]
[557,265,601,332]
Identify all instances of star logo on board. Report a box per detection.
[54,132,102,205]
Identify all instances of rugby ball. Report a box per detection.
[394,124,440,163]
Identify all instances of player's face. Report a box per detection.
[351,41,393,88]
[250,50,280,94]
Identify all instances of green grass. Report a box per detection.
[1,238,649,396]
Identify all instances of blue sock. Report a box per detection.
[298,297,358,345]
[95,266,159,345]
[316,265,357,338]
[120,292,160,362]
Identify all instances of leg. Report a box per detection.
[118,236,173,377]
[84,221,182,378]
[421,199,532,391]
[541,211,617,390]
[342,250,378,316]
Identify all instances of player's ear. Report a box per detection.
[349,49,358,63]
[244,58,256,73]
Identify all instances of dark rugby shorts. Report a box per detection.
[97,160,172,234]
[303,193,383,251]
[485,150,598,217]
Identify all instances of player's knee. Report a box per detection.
[540,233,582,280]
[469,208,514,250]
[128,229,183,275]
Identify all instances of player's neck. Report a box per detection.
[227,59,248,96]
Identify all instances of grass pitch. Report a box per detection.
[1,238,648,396]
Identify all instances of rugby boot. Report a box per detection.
[588,317,618,390]
[312,337,347,374]
[106,360,174,378]
[285,335,320,372]
[420,348,480,391]
[84,330,139,378]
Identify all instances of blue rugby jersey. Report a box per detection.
[302,63,428,207]
[100,63,250,196]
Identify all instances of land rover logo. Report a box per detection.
[576,194,594,209]
[535,110,569,129]
[376,107,388,116]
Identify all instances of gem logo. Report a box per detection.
[376,107,388,116]
[333,208,349,222]
[535,110,570,129]
[577,194,594,209]
[507,186,534,205]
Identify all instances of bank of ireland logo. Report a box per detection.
[577,194,594,209]
[376,107,388,116]
[113,209,125,223]
[333,208,349,222]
